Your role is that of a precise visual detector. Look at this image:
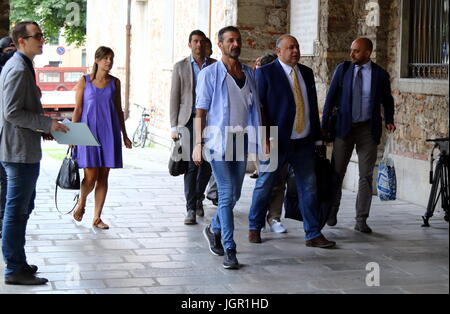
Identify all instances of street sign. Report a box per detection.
[56,46,66,55]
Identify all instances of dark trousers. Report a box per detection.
[267,163,289,223]
[331,121,378,221]
[181,117,212,211]
[0,163,7,235]
[249,137,322,240]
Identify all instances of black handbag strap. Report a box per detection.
[54,184,80,215]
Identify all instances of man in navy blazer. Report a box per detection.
[248,35,336,248]
[322,38,396,233]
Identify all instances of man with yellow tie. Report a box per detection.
[248,35,336,248]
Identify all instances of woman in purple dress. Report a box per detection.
[72,46,132,229]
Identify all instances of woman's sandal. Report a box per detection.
[93,218,109,230]
[73,206,85,222]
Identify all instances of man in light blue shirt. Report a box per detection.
[193,26,262,270]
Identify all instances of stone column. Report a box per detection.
[0,0,10,38]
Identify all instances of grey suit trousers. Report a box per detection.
[331,121,378,221]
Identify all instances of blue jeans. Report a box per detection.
[0,163,6,234]
[1,162,40,276]
[210,159,247,251]
[209,134,248,251]
[248,138,322,241]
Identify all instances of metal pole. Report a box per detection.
[125,0,132,121]
[209,0,212,39]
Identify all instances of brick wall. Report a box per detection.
[237,0,289,65]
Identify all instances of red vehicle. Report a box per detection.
[36,67,88,120]
[36,67,87,91]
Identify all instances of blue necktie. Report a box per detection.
[352,66,363,122]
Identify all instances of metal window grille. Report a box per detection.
[409,0,449,79]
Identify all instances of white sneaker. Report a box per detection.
[269,220,287,233]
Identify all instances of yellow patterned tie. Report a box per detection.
[291,68,305,133]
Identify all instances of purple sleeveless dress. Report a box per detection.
[76,75,123,169]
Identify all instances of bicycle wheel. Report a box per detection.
[139,124,148,148]
[132,120,144,147]
[441,159,449,222]
[423,162,443,226]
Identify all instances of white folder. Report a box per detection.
[51,122,101,146]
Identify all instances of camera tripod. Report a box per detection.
[422,138,449,227]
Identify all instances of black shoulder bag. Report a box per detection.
[168,134,188,176]
[55,147,81,214]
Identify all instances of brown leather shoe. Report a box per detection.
[305,235,336,248]
[248,230,262,244]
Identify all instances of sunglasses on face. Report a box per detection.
[23,33,45,40]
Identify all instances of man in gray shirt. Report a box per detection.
[0,21,68,285]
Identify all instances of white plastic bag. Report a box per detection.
[377,135,397,201]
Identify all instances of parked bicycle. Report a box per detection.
[132,103,152,148]
[422,137,449,227]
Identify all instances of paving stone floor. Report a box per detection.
[0,145,448,294]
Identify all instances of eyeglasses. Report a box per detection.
[23,33,45,41]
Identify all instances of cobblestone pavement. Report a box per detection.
[0,144,448,294]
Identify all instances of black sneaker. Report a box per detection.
[203,225,224,256]
[223,248,239,269]
[354,221,373,233]
[184,210,197,225]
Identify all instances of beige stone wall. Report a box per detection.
[85,0,241,144]
[142,0,237,140]
[86,0,128,100]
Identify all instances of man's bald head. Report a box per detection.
[353,37,373,52]
[350,37,373,65]
[276,34,300,67]
[276,35,297,49]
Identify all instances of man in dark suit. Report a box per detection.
[170,30,216,225]
[248,35,336,248]
[322,37,396,233]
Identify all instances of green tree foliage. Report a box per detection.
[10,0,86,47]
